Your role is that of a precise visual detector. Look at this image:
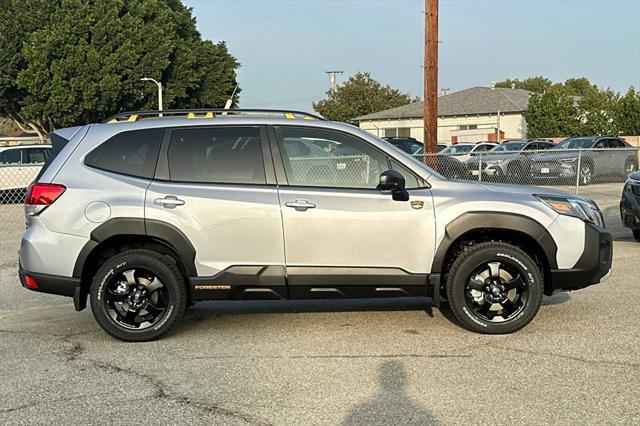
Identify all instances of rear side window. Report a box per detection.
[85,128,163,179]
[0,149,21,164]
[167,127,265,184]
[23,148,50,164]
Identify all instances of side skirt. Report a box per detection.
[190,266,437,302]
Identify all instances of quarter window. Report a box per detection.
[275,127,389,189]
[0,149,21,164]
[167,127,265,184]
[85,128,163,179]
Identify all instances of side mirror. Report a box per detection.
[377,170,409,201]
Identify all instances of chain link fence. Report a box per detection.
[1,149,638,262]
[415,147,639,231]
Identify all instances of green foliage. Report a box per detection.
[313,72,416,123]
[514,75,640,137]
[0,0,240,132]
[616,88,640,136]
[495,76,553,93]
[525,85,580,138]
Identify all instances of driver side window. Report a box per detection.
[274,127,389,189]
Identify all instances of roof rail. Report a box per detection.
[102,109,325,124]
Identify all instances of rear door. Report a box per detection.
[145,125,286,299]
[270,125,435,299]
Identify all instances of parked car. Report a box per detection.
[530,136,637,185]
[0,144,52,202]
[382,137,423,155]
[439,142,497,163]
[466,140,554,182]
[19,109,611,341]
[620,171,640,241]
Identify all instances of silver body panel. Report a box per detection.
[20,115,591,281]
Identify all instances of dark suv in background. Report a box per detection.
[530,136,637,185]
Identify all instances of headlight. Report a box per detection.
[535,195,604,228]
[559,157,578,163]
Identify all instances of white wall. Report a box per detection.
[358,113,527,143]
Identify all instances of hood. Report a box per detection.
[479,180,594,203]
[530,150,577,162]
[467,152,518,163]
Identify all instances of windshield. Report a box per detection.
[440,145,472,154]
[492,142,525,152]
[555,138,595,149]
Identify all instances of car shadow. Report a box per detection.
[542,292,571,306]
[341,360,439,425]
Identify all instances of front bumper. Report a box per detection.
[620,188,640,230]
[549,223,612,292]
[530,161,577,179]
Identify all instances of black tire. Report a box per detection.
[446,242,543,334]
[633,230,640,242]
[90,249,186,342]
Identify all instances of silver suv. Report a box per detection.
[18,110,612,341]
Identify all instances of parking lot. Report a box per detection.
[1,183,639,425]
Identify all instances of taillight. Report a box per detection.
[25,183,66,216]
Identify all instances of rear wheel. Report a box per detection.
[446,242,543,334]
[633,230,640,242]
[89,249,186,342]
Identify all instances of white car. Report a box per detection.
[439,142,497,163]
[0,145,52,197]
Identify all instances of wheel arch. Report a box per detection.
[72,218,197,309]
[431,212,558,294]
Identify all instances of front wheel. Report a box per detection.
[89,249,186,342]
[446,242,543,334]
[633,230,640,242]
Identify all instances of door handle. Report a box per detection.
[154,195,185,209]
[285,200,316,211]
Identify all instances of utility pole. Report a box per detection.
[326,70,343,92]
[423,0,439,157]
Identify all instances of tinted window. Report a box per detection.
[555,138,595,149]
[168,127,265,184]
[85,129,163,178]
[275,127,389,189]
[23,148,50,164]
[608,139,625,148]
[0,149,21,164]
[493,142,525,152]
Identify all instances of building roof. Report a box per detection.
[355,86,531,121]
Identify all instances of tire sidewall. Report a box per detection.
[90,251,186,341]
[447,244,543,334]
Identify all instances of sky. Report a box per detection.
[184,0,640,111]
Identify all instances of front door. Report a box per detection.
[270,126,435,299]
[145,125,286,299]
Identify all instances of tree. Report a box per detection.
[616,88,640,135]
[525,85,581,138]
[576,88,620,136]
[313,72,416,123]
[563,77,598,97]
[0,0,240,135]
[494,76,553,93]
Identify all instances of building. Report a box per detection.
[355,86,531,144]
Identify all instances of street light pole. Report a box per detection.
[140,77,163,113]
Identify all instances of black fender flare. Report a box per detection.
[72,218,197,278]
[430,211,558,273]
